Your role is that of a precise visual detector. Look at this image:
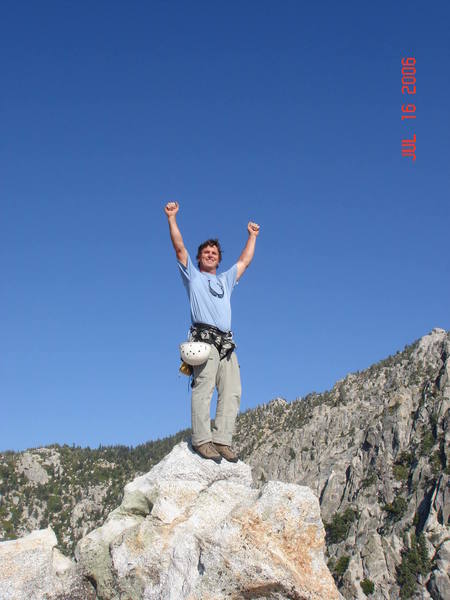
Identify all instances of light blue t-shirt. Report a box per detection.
[178,253,238,333]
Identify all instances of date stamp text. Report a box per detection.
[401,57,416,161]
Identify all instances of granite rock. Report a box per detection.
[76,441,340,600]
[0,527,95,600]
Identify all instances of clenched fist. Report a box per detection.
[164,201,179,217]
[247,222,260,236]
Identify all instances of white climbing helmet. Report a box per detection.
[179,341,211,366]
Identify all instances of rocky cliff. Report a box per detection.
[235,328,449,599]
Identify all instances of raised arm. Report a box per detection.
[236,222,260,280]
[164,201,188,266]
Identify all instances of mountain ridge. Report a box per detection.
[1,328,449,599]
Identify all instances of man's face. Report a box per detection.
[199,245,220,272]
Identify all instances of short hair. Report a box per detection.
[196,239,222,268]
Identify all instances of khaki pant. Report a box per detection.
[191,345,241,447]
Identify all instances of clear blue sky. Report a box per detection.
[1,1,449,452]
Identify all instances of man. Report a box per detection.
[164,201,260,463]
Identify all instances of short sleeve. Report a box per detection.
[178,252,194,282]
[220,263,238,294]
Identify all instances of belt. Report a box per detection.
[189,323,235,360]
[192,322,229,335]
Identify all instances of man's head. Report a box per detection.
[197,239,222,272]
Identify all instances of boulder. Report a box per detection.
[76,441,340,599]
[0,527,95,600]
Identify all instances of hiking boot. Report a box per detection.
[213,443,239,463]
[193,442,222,463]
